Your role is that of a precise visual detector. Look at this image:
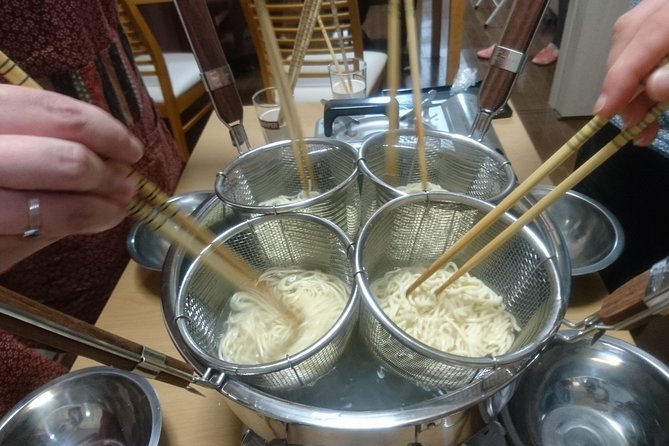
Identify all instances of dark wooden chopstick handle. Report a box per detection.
[0,285,195,389]
[478,0,550,114]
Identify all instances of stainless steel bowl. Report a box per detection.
[127,191,212,271]
[530,185,624,276]
[501,333,669,446]
[0,367,162,445]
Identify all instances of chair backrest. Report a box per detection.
[239,0,365,89]
[117,0,176,107]
[117,0,213,158]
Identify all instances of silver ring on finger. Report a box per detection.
[23,198,41,238]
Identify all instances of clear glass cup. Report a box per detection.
[328,58,367,99]
[252,86,291,143]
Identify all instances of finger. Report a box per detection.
[595,3,669,117]
[618,93,657,128]
[646,64,669,103]
[0,85,144,163]
[0,135,136,203]
[0,190,129,238]
[633,122,660,147]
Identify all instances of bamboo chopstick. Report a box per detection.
[0,50,41,89]
[402,0,428,190]
[430,100,669,294]
[318,16,351,95]
[383,0,401,185]
[255,0,316,193]
[405,58,669,295]
[3,53,260,291]
[287,0,324,91]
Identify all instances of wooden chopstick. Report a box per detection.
[287,0,323,91]
[406,58,669,295]
[0,50,41,89]
[255,0,316,193]
[430,100,669,294]
[318,16,351,95]
[402,0,428,190]
[383,0,401,185]
[3,53,260,291]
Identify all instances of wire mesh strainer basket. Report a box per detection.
[215,138,361,237]
[358,129,516,223]
[355,192,567,390]
[174,213,358,392]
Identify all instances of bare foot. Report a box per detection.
[531,43,559,66]
[476,44,496,60]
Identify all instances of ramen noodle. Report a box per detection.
[218,267,349,364]
[259,189,320,206]
[371,262,519,357]
[396,181,447,193]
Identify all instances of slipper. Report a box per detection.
[532,43,559,66]
[476,44,496,60]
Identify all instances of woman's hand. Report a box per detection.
[0,84,144,271]
[594,0,669,145]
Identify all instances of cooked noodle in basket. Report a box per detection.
[218,267,349,364]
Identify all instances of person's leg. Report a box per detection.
[532,0,568,65]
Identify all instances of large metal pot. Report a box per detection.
[161,194,571,446]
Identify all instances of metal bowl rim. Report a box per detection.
[532,185,625,275]
[0,366,162,445]
[126,190,213,271]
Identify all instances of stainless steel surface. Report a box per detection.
[314,92,503,150]
[214,138,360,237]
[127,190,212,271]
[501,332,669,446]
[173,212,357,392]
[162,195,570,445]
[0,367,161,445]
[355,192,567,389]
[529,185,624,276]
[358,129,516,223]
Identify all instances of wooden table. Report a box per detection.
[73,101,631,445]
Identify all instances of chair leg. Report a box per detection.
[167,115,191,159]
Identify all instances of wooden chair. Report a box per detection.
[117,0,213,158]
[239,0,387,102]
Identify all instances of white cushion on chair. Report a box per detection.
[138,53,202,105]
[291,50,387,102]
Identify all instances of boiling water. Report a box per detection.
[267,331,446,411]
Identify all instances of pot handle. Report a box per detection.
[322,96,397,137]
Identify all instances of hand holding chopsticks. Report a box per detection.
[408,100,669,296]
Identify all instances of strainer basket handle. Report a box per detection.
[174,0,251,154]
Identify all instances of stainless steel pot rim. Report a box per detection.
[175,212,359,376]
[357,128,516,203]
[215,137,360,214]
[354,191,567,367]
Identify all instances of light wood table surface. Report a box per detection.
[73,101,630,445]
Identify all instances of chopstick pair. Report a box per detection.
[1,51,261,292]
[406,100,669,296]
